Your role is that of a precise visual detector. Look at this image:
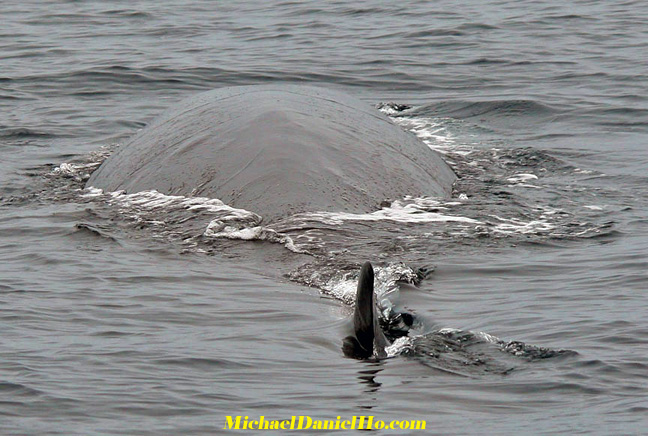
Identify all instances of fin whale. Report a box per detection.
[84,85,457,358]
[86,85,456,223]
[343,262,390,359]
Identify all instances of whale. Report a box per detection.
[85,85,457,359]
[86,85,456,223]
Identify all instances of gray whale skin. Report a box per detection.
[87,85,456,222]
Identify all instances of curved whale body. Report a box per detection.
[87,85,456,222]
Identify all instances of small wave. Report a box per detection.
[0,127,52,139]
[50,162,102,182]
[406,28,465,37]
[409,99,558,120]
[83,187,256,219]
[0,381,45,397]
[375,102,412,115]
[47,147,113,184]
[540,14,597,21]
[204,219,307,254]
[379,109,613,242]
[456,22,499,31]
[466,57,511,65]
[506,173,539,183]
[151,357,249,370]
[297,197,480,225]
[73,223,118,242]
[378,108,463,154]
[288,261,423,305]
[386,328,575,370]
[100,9,153,19]
[487,215,556,235]
[81,188,307,254]
[294,195,577,240]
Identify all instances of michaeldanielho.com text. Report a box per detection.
[224,416,426,431]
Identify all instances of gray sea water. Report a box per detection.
[1,1,647,434]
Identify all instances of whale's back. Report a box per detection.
[87,85,456,222]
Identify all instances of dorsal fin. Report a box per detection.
[342,262,376,359]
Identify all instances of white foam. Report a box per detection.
[204,221,306,254]
[506,173,538,183]
[376,104,402,115]
[51,147,113,182]
[507,183,542,189]
[51,162,102,182]
[474,330,501,344]
[378,106,472,156]
[385,336,412,357]
[437,327,462,335]
[298,197,480,225]
[82,187,308,253]
[84,187,258,219]
[82,186,104,197]
[318,275,358,305]
[304,262,421,306]
[489,215,555,235]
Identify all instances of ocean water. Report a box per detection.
[1,1,647,434]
